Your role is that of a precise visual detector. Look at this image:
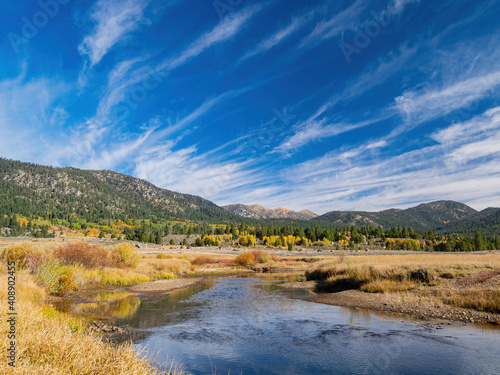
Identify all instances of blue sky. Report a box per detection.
[1,0,500,214]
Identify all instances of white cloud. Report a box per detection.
[239,13,311,62]
[78,0,152,67]
[343,44,417,100]
[388,0,421,14]
[133,142,262,201]
[259,106,500,213]
[393,70,500,135]
[81,124,157,170]
[273,113,392,157]
[300,0,367,48]
[0,70,69,164]
[161,5,261,71]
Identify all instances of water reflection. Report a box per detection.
[54,291,142,319]
[113,277,500,375]
[75,292,141,319]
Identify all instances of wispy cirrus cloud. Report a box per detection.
[272,118,380,157]
[78,0,152,67]
[133,141,263,200]
[299,0,367,48]
[0,67,70,164]
[388,0,421,14]
[160,5,262,72]
[393,70,500,135]
[342,44,417,100]
[246,107,500,213]
[80,123,157,170]
[239,13,312,62]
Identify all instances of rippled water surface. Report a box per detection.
[115,277,500,375]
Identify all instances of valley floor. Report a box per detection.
[1,239,499,374]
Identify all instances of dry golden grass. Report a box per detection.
[0,242,41,269]
[156,253,174,260]
[0,273,187,375]
[441,290,500,313]
[314,253,500,270]
[307,253,500,313]
[141,259,191,274]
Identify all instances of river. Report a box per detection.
[104,276,500,374]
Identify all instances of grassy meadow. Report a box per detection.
[306,253,500,313]
[1,240,499,374]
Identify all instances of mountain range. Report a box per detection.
[1,158,499,234]
[223,204,318,220]
[311,201,489,233]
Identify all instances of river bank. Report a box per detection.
[280,281,500,324]
[280,252,500,325]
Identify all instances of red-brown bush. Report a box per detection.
[54,243,117,268]
[191,255,217,265]
[219,258,236,266]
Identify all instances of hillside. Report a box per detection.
[0,158,236,222]
[223,204,318,220]
[313,201,479,232]
[442,207,500,235]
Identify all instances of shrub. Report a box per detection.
[252,251,270,264]
[235,252,255,267]
[35,258,76,295]
[192,255,217,265]
[0,242,38,269]
[219,258,236,266]
[54,243,116,268]
[114,243,141,268]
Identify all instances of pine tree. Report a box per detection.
[474,231,483,251]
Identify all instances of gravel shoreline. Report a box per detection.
[279,281,500,325]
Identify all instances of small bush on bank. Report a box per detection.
[0,242,38,268]
[114,243,141,268]
[252,250,270,264]
[219,258,236,266]
[236,252,255,267]
[192,255,217,265]
[54,243,116,268]
[34,257,76,295]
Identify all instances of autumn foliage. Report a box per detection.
[54,243,117,268]
[192,255,217,265]
[235,252,255,267]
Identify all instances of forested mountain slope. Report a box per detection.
[0,158,236,222]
